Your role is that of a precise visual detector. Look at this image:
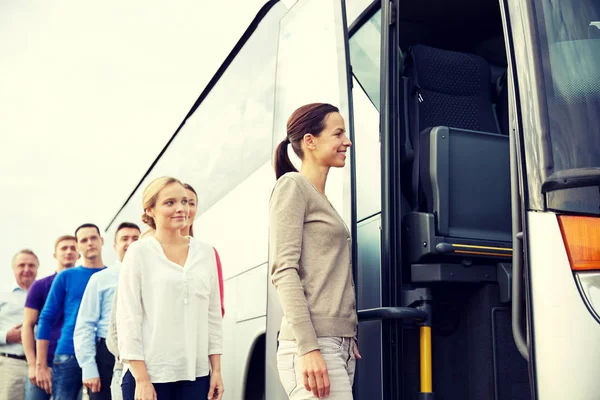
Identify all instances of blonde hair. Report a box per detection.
[54,235,76,251]
[139,229,155,239]
[141,176,184,229]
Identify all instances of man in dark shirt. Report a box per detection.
[22,235,78,400]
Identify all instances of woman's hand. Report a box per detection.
[134,378,157,400]
[300,350,330,398]
[207,371,224,399]
[354,340,362,359]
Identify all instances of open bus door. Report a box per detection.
[264,1,430,399]
[372,0,531,397]
[352,0,432,399]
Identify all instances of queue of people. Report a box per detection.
[0,180,225,400]
[1,102,359,400]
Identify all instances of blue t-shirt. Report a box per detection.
[37,266,106,357]
[25,273,63,364]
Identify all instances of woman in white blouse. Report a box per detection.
[116,176,224,400]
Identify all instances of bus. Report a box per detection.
[105,0,600,398]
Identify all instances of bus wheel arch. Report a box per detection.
[243,333,266,400]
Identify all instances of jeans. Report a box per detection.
[52,354,82,400]
[25,369,51,400]
[110,369,122,400]
[121,370,210,400]
[277,337,356,400]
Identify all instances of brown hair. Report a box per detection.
[75,223,100,241]
[54,235,77,251]
[183,183,198,237]
[114,222,141,243]
[141,176,185,229]
[274,103,340,179]
[12,249,39,267]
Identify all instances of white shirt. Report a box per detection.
[0,282,28,356]
[116,237,223,383]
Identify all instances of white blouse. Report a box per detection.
[116,236,223,383]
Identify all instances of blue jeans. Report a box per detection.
[52,354,82,400]
[121,370,210,400]
[25,376,51,400]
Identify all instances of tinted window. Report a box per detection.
[349,9,382,110]
[535,0,600,172]
[349,10,382,220]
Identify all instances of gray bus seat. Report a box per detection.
[405,127,511,261]
[400,45,512,278]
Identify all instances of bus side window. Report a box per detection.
[349,10,383,220]
[349,10,382,111]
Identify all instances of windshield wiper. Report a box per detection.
[542,168,600,193]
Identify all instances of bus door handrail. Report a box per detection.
[510,118,529,361]
[357,307,427,322]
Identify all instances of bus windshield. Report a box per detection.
[534,0,600,174]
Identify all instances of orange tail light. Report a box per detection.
[558,215,600,271]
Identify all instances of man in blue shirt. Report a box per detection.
[36,224,107,400]
[74,222,140,400]
[0,249,39,400]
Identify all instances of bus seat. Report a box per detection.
[403,45,499,135]
[419,127,511,242]
[401,45,512,271]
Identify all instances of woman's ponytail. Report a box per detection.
[274,138,298,179]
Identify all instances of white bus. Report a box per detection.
[106,0,600,398]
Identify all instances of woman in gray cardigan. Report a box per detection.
[270,103,360,399]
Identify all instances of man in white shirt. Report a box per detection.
[0,249,39,400]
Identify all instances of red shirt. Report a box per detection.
[213,248,225,316]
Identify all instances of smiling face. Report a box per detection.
[185,188,198,229]
[304,112,352,168]
[146,182,189,231]
[12,252,39,290]
[114,227,140,262]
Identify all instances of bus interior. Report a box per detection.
[350,0,529,398]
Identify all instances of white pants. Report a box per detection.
[0,355,27,400]
[277,337,356,400]
[110,369,123,400]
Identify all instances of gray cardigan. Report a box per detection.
[269,173,358,356]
